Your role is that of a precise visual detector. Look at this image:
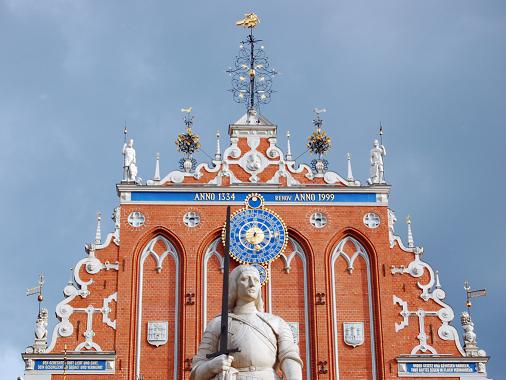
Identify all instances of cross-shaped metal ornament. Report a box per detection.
[26,274,45,313]
[464,281,486,311]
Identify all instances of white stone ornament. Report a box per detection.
[128,211,145,227]
[147,321,169,347]
[343,322,365,348]
[183,211,201,227]
[363,212,380,229]
[309,212,327,228]
[368,139,386,184]
[123,138,138,182]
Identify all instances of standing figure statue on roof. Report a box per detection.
[190,265,303,380]
[368,139,386,184]
[123,138,138,182]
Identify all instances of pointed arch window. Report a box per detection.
[135,235,180,380]
[331,236,377,380]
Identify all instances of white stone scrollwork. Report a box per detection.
[388,209,397,248]
[391,255,465,356]
[393,296,438,354]
[112,206,120,245]
[44,245,119,353]
[286,161,314,180]
[102,292,118,330]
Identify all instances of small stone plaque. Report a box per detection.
[147,321,168,347]
[343,322,364,348]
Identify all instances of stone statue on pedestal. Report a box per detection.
[33,308,48,353]
[123,138,138,182]
[190,265,303,380]
[368,139,386,184]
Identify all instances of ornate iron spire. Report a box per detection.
[227,13,277,112]
[175,108,201,172]
[307,108,331,174]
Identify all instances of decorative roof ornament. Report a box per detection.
[153,152,161,181]
[285,131,293,161]
[122,126,138,183]
[461,282,487,363]
[25,274,48,354]
[95,211,102,245]
[346,153,354,181]
[215,131,221,161]
[227,13,277,112]
[368,122,387,185]
[307,108,331,175]
[406,215,414,248]
[175,108,201,173]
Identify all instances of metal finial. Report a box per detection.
[228,14,277,111]
[215,131,222,161]
[347,153,354,181]
[27,274,45,313]
[286,131,292,161]
[154,152,161,181]
[95,212,102,245]
[464,281,487,312]
[406,215,414,248]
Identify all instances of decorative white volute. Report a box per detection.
[406,215,414,248]
[95,212,102,245]
[112,207,120,245]
[154,152,161,181]
[286,131,292,161]
[388,209,397,248]
[435,270,442,289]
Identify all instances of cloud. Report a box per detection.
[0,346,25,379]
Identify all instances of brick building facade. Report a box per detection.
[20,19,491,380]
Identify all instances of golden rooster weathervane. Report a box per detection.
[236,13,260,28]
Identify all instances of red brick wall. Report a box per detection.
[50,201,463,380]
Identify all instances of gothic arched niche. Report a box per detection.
[269,237,312,380]
[135,235,180,380]
[331,236,377,380]
[201,236,311,379]
[202,237,239,328]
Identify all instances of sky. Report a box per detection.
[1,0,505,378]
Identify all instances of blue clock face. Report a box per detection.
[228,208,287,264]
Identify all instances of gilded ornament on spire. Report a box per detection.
[236,13,260,28]
[228,13,277,111]
[175,109,201,156]
[175,108,201,172]
[307,109,331,174]
[307,109,331,157]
